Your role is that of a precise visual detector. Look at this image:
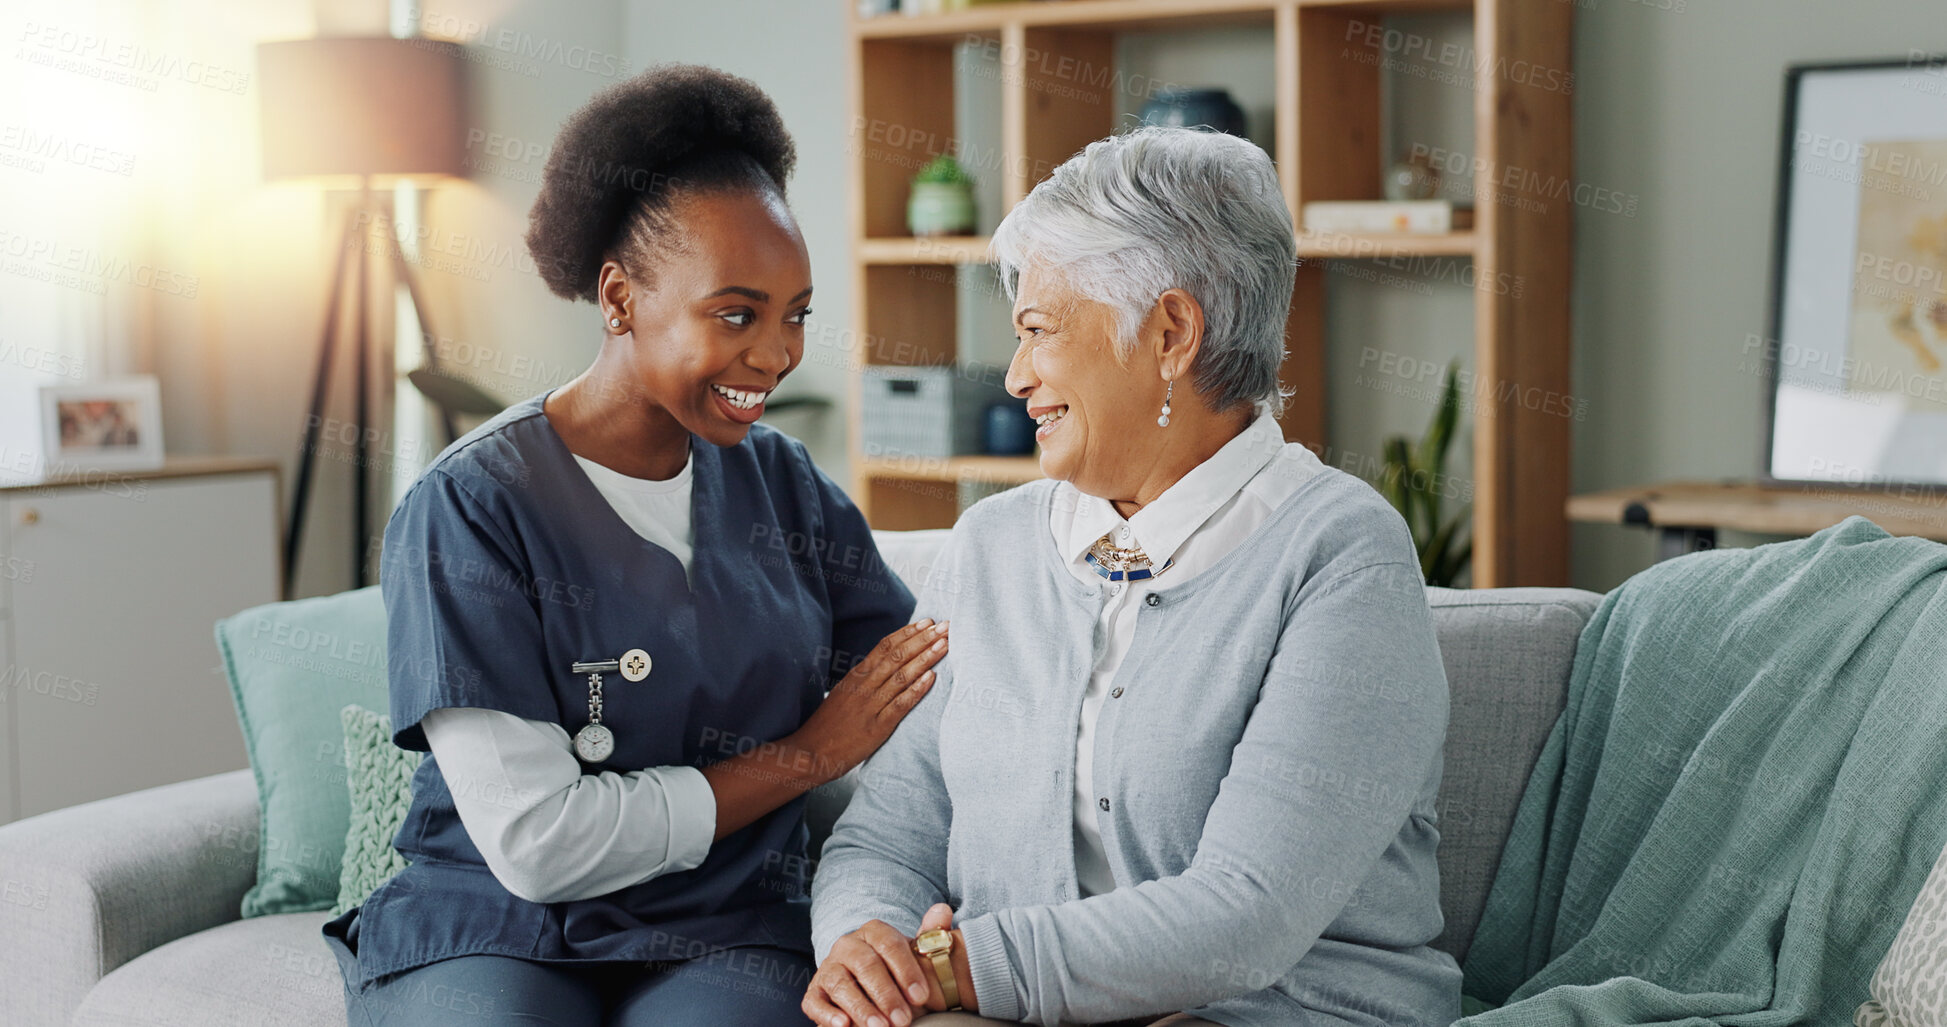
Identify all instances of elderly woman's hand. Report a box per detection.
[804,904,958,1027]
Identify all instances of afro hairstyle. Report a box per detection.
[524,63,796,303]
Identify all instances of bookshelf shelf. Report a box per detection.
[857,235,994,264]
[862,231,1479,265]
[859,454,1045,485]
[1294,230,1478,260]
[854,0,1473,41]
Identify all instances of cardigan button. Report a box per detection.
[1098,797,1111,812]
[1143,593,1161,607]
[1110,687,1124,699]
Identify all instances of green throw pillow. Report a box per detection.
[333,704,418,915]
[215,586,388,917]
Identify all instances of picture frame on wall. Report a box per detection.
[1763,55,1947,489]
[37,376,165,473]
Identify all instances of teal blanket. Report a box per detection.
[1458,517,1947,1026]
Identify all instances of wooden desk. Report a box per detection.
[1567,480,1947,560]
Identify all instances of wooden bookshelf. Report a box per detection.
[845,0,1574,587]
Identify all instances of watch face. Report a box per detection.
[915,929,951,954]
[574,723,614,763]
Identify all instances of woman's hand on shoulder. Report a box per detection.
[791,619,948,785]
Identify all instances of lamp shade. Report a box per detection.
[257,37,465,181]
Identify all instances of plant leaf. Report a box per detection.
[1381,436,1419,543]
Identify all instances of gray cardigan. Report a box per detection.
[811,472,1462,1027]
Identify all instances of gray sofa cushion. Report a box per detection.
[0,769,260,1027]
[1426,586,1601,963]
[72,912,345,1027]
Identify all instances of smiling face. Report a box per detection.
[1005,264,1169,497]
[598,187,812,449]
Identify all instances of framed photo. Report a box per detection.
[1763,56,1947,488]
[37,376,165,473]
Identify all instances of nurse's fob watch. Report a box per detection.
[570,648,651,763]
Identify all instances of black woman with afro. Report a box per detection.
[322,64,946,1027]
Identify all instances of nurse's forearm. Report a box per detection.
[699,735,833,841]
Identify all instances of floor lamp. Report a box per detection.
[257,37,464,598]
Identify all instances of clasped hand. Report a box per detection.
[803,903,968,1027]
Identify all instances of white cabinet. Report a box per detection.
[0,460,279,823]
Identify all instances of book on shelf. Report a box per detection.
[1300,201,1474,235]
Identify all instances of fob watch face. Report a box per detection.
[574,723,614,763]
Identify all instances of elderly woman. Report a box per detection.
[803,126,1461,1027]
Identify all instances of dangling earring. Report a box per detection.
[1157,379,1173,428]
[609,316,622,329]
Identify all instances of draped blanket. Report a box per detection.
[1458,517,1947,1026]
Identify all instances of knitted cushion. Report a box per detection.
[332,705,419,915]
[1856,837,1947,1026]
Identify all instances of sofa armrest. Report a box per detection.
[0,769,259,1027]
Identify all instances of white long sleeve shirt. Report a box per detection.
[1051,407,1322,895]
[418,449,718,905]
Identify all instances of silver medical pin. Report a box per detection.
[568,650,651,764]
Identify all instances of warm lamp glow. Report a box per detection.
[256,37,465,182]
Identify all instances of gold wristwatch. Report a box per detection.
[914,928,962,1011]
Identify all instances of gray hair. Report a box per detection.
[990,125,1297,415]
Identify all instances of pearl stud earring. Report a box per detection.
[609,317,622,329]
[1158,379,1174,428]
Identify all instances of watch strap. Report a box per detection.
[922,942,961,1011]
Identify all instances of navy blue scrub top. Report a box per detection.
[323,392,914,987]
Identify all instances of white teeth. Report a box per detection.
[711,384,768,410]
[1034,407,1067,427]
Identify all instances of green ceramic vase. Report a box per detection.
[907,181,975,236]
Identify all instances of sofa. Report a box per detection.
[0,528,1602,1027]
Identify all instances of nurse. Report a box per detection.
[322,65,944,1026]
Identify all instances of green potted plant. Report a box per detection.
[1375,360,1473,587]
[907,154,976,237]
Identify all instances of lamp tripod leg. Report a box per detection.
[384,224,457,444]
[282,203,362,600]
[352,183,371,589]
